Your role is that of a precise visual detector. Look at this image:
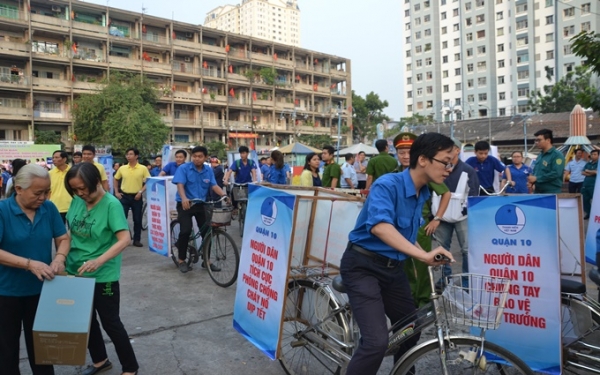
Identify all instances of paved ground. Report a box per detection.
[19,214,597,375]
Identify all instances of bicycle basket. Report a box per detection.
[210,206,233,226]
[441,273,510,330]
[203,205,215,223]
[232,185,248,201]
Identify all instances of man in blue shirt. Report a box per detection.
[565,148,587,193]
[465,141,512,195]
[223,146,257,184]
[501,151,532,194]
[149,155,162,177]
[160,149,187,176]
[172,146,228,273]
[340,133,455,375]
[259,157,271,182]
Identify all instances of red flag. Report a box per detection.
[71,74,75,82]
[313,83,318,91]
[273,53,278,61]
[172,32,176,39]
[229,88,235,97]
[202,87,207,94]
[203,61,208,69]
[225,44,230,53]
[252,92,257,101]
[228,65,233,73]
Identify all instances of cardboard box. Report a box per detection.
[32,275,95,365]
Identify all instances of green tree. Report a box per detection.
[205,140,228,160]
[384,114,432,138]
[34,129,62,146]
[72,71,170,155]
[351,90,390,142]
[296,134,332,149]
[528,65,600,113]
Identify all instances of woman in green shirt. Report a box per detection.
[65,163,138,375]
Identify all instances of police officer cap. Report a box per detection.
[393,132,418,149]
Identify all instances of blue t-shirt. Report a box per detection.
[0,196,66,296]
[150,166,161,177]
[172,162,217,202]
[260,164,270,181]
[502,164,532,194]
[267,164,288,184]
[465,156,505,189]
[348,169,430,261]
[566,159,587,183]
[162,161,181,176]
[230,158,257,183]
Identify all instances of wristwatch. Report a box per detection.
[433,216,441,221]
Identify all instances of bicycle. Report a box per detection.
[279,261,533,375]
[169,197,240,287]
[231,183,249,236]
[478,183,510,196]
[141,200,148,231]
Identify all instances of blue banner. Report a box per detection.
[233,185,296,360]
[468,195,561,374]
[146,178,169,257]
[585,175,600,264]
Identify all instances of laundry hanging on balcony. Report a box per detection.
[202,87,207,94]
[229,88,235,97]
[273,53,278,60]
[225,44,230,53]
[228,65,233,73]
[203,61,208,69]
[313,83,318,91]
[172,32,176,40]
[252,92,257,101]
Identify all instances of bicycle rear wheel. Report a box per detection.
[279,279,349,375]
[170,220,196,267]
[238,201,247,237]
[141,201,148,230]
[202,229,240,287]
[391,336,533,375]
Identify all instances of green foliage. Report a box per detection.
[528,65,600,113]
[385,114,432,137]
[259,67,276,85]
[296,134,332,149]
[205,140,228,160]
[34,130,62,146]
[351,90,390,142]
[72,71,170,155]
[572,31,600,76]
[244,69,258,83]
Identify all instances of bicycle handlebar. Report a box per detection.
[189,195,229,206]
[478,183,510,196]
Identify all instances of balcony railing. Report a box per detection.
[0,74,30,87]
[73,81,105,92]
[0,106,30,119]
[172,62,195,74]
[33,77,71,92]
[0,7,26,21]
[0,40,30,55]
[72,50,106,63]
[202,68,222,78]
[72,21,107,36]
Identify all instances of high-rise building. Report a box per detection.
[0,0,350,150]
[403,0,598,123]
[205,0,301,47]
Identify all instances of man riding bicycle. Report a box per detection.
[222,146,257,213]
[172,146,228,274]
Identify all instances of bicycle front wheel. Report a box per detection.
[202,230,240,287]
[141,202,148,230]
[279,279,349,375]
[391,336,533,375]
[238,201,247,237]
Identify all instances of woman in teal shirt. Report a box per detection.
[0,164,70,375]
[65,163,138,375]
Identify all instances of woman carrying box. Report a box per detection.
[65,163,139,375]
[0,164,70,375]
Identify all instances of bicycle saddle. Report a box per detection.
[561,278,586,294]
[332,275,346,293]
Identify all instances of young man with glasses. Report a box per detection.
[528,129,565,194]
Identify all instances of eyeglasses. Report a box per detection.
[431,157,455,170]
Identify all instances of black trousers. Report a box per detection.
[340,245,419,375]
[88,282,138,373]
[357,180,366,189]
[569,181,583,194]
[120,194,143,241]
[0,294,54,375]
[176,202,210,261]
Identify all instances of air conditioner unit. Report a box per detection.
[185,32,193,38]
[184,57,191,62]
[51,5,61,12]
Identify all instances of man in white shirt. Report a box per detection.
[341,153,358,189]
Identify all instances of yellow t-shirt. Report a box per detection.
[114,163,150,194]
[93,161,108,181]
[49,165,72,213]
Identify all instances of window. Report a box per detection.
[442,41,448,48]
[516,20,528,30]
[516,3,528,13]
[416,59,423,67]
[546,33,554,42]
[564,7,575,18]
[443,55,449,63]
[426,86,432,94]
[443,70,449,78]
[416,73,423,81]
[498,76,505,84]
[477,30,485,39]
[425,29,431,36]
[415,17,421,25]
[455,53,461,61]
[406,36,411,43]
[564,44,573,55]
[417,88,423,96]
[468,94,475,102]
[477,46,486,54]
[425,43,432,51]
[498,44,504,52]
[546,15,553,24]
[546,50,554,59]
[582,22,591,32]
[454,38,460,46]
[407,63,412,71]
[467,79,474,87]
[582,3,591,13]
[565,63,575,72]
[453,8,459,16]
[407,105,413,112]
[518,70,529,80]
[478,93,487,101]
[518,88,530,97]
[466,17,472,26]
[415,45,422,53]
[496,12,503,20]
[417,102,424,110]
[455,68,461,75]
[407,77,412,84]
[442,26,447,34]
[564,25,575,37]
[415,3,420,11]
[424,15,431,22]
[455,83,462,90]
[478,77,487,86]
[466,33,473,41]
[407,90,413,99]
[405,23,411,30]
[517,36,528,46]
[477,61,487,70]
[424,0,430,7]
[426,72,433,80]
[441,12,447,19]
[476,14,485,23]
[517,54,529,63]
[453,23,460,31]
[406,50,412,57]
[499,108,506,116]
[425,57,432,65]
[546,0,553,6]
[476,0,484,7]
[499,92,506,100]
[415,31,421,40]
[467,48,473,57]
[443,85,449,93]
[465,2,472,10]
[467,63,474,72]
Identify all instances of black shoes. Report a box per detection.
[81,360,112,375]
[179,262,189,273]
[133,241,143,247]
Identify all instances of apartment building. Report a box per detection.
[404,0,599,123]
[0,0,349,150]
[205,0,301,47]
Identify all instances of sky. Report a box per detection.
[85,0,404,120]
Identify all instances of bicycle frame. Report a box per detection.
[562,291,600,373]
